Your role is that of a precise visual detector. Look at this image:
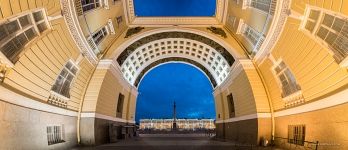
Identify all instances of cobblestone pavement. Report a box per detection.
[74,134,283,150]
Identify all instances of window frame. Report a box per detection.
[0,8,50,66]
[81,0,102,13]
[300,5,348,67]
[47,124,65,145]
[51,60,79,99]
[288,125,306,146]
[87,25,109,55]
[271,59,301,98]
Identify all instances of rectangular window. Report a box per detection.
[51,61,78,98]
[250,0,272,13]
[81,0,101,12]
[116,93,125,118]
[0,9,49,63]
[288,125,306,146]
[244,25,261,46]
[47,125,65,145]
[92,26,108,46]
[274,61,301,97]
[302,7,348,65]
[227,93,235,118]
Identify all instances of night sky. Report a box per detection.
[134,0,216,17]
[135,63,216,123]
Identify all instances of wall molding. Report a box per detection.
[214,59,254,95]
[60,0,98,65]
[215,113,271,124]
[0,86,78,117]
[274,87,348,117]
[254,0,291,64]
[81,112,135,124]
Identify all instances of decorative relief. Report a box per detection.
[47,92,68,108]
[117,32,235,66]
[0,62,10,83]
[125,27,145,38]
[207,27,227,38]
[60,0,98,65]
[283,91,305,108]
[134,57,217,87]
[254,0,291,63]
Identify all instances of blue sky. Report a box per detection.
[134,0,216,17]
[135,63,216,123]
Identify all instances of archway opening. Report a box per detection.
[135,63,216,131]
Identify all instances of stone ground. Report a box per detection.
[74,134,283,150]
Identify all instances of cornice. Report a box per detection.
[254,0,291,64]
[60,0,98,65]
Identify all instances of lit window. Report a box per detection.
[288,125,306,146]
[81,0,101,12]
[0,9,49,63]
[47,125,65,145]
[302,7,348,65]
[51,61,78,98]
[273,61,301,98]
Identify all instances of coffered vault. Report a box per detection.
[117,31,235,87]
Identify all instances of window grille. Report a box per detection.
[47,125,65,145]
[288,125,306,146]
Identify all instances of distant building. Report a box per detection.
[139,119,215,131]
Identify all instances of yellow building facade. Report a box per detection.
[0,0,347,149]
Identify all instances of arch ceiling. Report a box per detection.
[117,32,235,87]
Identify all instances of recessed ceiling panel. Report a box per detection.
[134,0,216,17]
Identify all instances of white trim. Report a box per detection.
[254,0,291,63]
[97,59,138,95]
[274,86,348,117]
[0,86,78,117]
[81,112,135,124]
[215,113,271,123]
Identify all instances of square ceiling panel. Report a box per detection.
[133,0,216,17]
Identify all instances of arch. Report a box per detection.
[115,30,237,87]
[111,27,242,59]
[135,58,217,88]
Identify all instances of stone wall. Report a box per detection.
[0,100,77,149]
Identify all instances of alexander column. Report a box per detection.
[173,101,177,131]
